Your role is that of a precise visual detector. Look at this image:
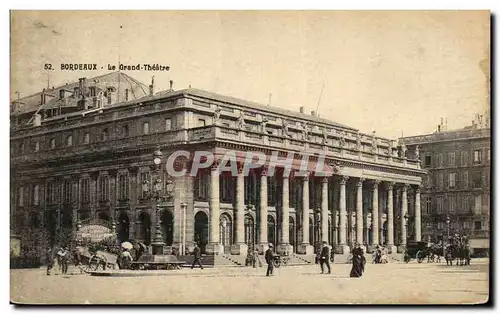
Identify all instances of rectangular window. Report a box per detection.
[220,175,233,202]
[437,153,443,167]
[448,173,456,189]
[424,155,431,167]
[474,194,482,212]
[46,182,56,204]
[141,172,150,199]
[474,149,482,164]
[165,118,172,131]
[461,151,469,166]
[463,171,469,189]
[81,178,90,203]
[99,176,110,201]
[118,174,129,200]
[195,171,208,200]
[425,197,432,215]
[449,195,455,213]
[436,196,444,214]
[268,176,276,205]
[448,152,455,167]
[475,221,482,230]
[18,187,24,207]
[63,181,73,203]
[198,119,206,127]
[438,173,444,190]
[472,171,482,188]
[32,185,40,206]
[437,222,443,230]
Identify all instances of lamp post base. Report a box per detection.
[334,244,351,255]
[277,243,293,255]
[297,243,314,255]
[230,243,248,255]
[151,223,165,255]
[205,242,223,255]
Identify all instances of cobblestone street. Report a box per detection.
[10,259,489,304]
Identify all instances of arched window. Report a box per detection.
[142,122,150,134]
[50,138,56,149]
[66,135,73,146]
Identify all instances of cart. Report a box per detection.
[272,254,290,268]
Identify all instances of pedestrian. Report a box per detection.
[320,241,331,274]
[190,243,203,270]
[119,248,133,269]
[59,247,69,274]
[265,243,274,277]
[350,242,366,278]
[46,247,54,276]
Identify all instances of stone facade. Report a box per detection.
[401,118,490,254]
[11,74,425,257]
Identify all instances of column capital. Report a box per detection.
[415,187,421,194]
[301,173,310,181]
[372,179,381,188]
[237,164,244,174]
[402,183,410,191]
[211,159,220,171]
[321,177,329,184]
[356,177,365,187]
[260,167,268,177]
[387,181,395,190]
[340,176,349,185]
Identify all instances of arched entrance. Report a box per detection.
[97,211,110,222]
[267,215,276,248]
[138,211,151,246]
[244,214,255,248]
[117,212,130,243]
[220,213,233,254]
[289,216,296,253]
[194,211,209,254]
[161,210,174,246]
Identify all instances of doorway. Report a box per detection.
[194,211,209,254]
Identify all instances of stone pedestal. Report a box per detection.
[334,244,351,255]
[397,245,407,253]
[297,243,314,255]
[386,245,397,254]
[205,243,223,255]
[257,243,269,255]
[277,243,294,255]
[230,243,248,255]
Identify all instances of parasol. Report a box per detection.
[121,241,133,250]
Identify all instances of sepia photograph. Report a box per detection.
[9,9,491,305]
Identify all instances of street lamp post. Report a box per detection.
[181,202,187,256]
[150,147,165,255]
[446,215,451,245]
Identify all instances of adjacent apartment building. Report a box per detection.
[400,114,490,255]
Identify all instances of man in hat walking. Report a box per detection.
[320,241,331,274]
[265,244,275,277]
[191,243,203,270]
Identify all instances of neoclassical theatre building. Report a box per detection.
[10,72,425,257]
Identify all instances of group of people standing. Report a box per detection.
[46,246,70,275]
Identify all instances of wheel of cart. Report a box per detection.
[416,250,426,263]
[272,256,281,268]
[282,256,289,266]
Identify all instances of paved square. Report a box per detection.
[10,259,489,304]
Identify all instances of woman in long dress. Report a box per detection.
[350,243,366,278]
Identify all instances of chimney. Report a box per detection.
[311,110,316,116]
[40,88,46,105]
[299,106,304,114]
[149,76,155,96]
[169,80,174,91]
[33,114,42,127]
[125,89,129,101]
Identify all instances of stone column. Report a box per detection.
[298,174,313,254]
[258,168,268,254]
[206,162,223,255]
[386,182,396,253]
[356,178,365,249]
[278,173,293,254]
[398,184,408,252]
[336,176,350,254]
[372,180,380,246]
[321,177,329,243]
[231,165,248,255]
[415,187,422,242]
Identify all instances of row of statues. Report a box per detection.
[213,105,419,159]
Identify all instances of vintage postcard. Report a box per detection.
[9,10,490,304]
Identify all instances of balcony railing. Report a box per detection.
[403,128,490,145]
[12,124,422,171]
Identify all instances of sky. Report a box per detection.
[10,11,490,139]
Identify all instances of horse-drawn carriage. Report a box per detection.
[404,241,444,263]
[272,254,290,268]
[445,237,471,266]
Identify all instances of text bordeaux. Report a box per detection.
[60,63,98,71]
